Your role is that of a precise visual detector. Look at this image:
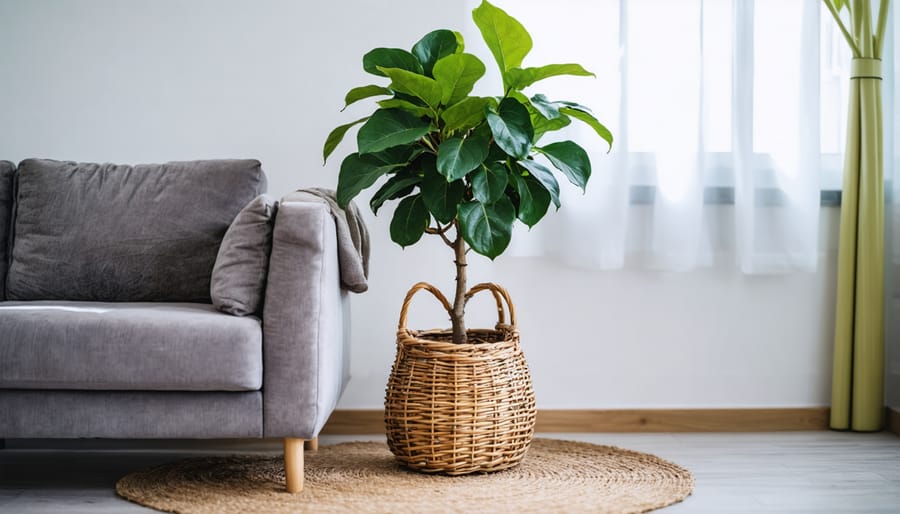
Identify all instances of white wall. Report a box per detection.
[0,0,843,409]
[0,0,470,194]
[352,213,839,409]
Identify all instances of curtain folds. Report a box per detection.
[487,0,896,430]
[508,0,835,274]
[473,0,897,428]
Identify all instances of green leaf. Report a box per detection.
[370,174,421,214]
[393,92,429,105]
[555,100,593,112]
[337,153,406,208]
[510,172,550,227]
[377,98,432,118]
[412,29,460,76]
[366,144,419,166]
[560,107,613,151]
[537,141,591,191]
[532,113,571,143]
[517,159,560,208]
[509,92,570,142]
[323,116,370,164]
[378,67,443,109]
[505,63,595,90]
[529,94,561,119]
[453,31,466,52]
[342,85,392,111]
[363,48,422,77]
[422,171,465,224]
[486,97,533,159]
[471,162,508,203]
[441,96,494,133]
[390,195,430,247]
[436,132,490,181]
[472,0,533,82]
[432,53,486,105]
[412,151,437,173]
[458,196,516,259]
[357,108,431,155]
[486,140,509,162]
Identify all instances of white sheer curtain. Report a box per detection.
[492,0,874,273]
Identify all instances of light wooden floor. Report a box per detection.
[0,432,898,513]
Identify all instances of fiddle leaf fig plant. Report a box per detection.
[324,0,612,344]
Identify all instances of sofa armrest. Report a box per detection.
[262,196,350,438]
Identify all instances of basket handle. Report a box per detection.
[398,282,452,331]
[465,282,517,328]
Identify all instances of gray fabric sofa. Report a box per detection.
[0,158,353,492]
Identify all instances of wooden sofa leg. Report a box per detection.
[304,437,318,451]
[284,438,304,493]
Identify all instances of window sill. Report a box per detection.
[629,186,843,207]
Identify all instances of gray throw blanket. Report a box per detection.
[291,188,370,293]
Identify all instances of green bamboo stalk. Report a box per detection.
[828,0,888,431]
[823,0,863,57]
[874,0,890,57]
[857,0,874,56]
[831,83,862,430]
[850,75,885,431]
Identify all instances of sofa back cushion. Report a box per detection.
[6,159,267,302]
[0,161,15,301]
[211,194,278,316]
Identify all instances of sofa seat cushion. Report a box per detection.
[0,302,262,391]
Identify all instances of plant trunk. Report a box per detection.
[451,224,468,344]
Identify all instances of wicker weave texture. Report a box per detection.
[116,440,695,514]
[385,282,537,475]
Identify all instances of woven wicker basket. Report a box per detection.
[384,282,536,475]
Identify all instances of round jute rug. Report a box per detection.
[116,439,694,514]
